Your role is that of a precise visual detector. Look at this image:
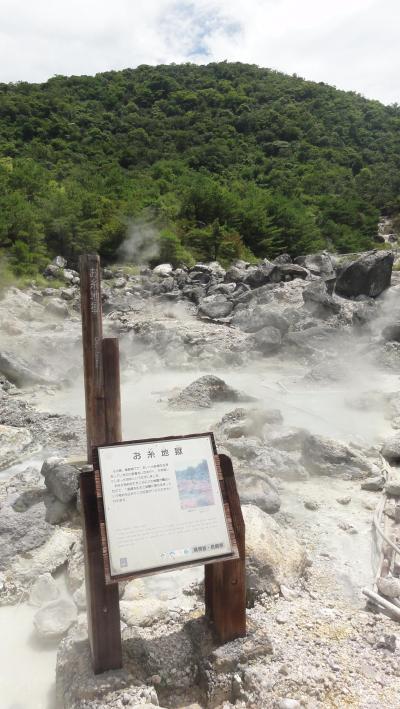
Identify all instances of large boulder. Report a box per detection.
[295,252,335,277]
[153,263,173,277]
[198,294,234,319]
[0,351,51,387]
[10,527,80,589]
[0,499,53,571]
[168,375,255,410]
[44,264,61,278]
[243,504,308,594]
[29,572,60,607]
[204,261,226,278]
[231,305,289,334]
[215,407,283,441]
[182,285,207,303]
[225,265,248,283]
[251,326,282,355]
[335,251,394,298]
[0,424,33,469]
[262,426,309,452]
[41,458,79,503]
[243,263,274,288]
[273,253,292,264]
[302,280,341,318]
[238,474,281,514]
[119,598,169,627]
[381,432,400,463]
[225,438,308,481]
[285,326,335,354]
[33,598,77,639]
[301,434,379,479]
[53,255,67,269]
[382,323,400,342]
[269,263,309,282]
[45,298,69,318]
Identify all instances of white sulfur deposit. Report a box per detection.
[1,252,400,708]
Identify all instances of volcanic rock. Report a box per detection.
[41,458,80,503]
[302,280,341,318]
[335,251,394,298]
[0,424,33,469]
[45,299,70,318]
[168,375,255,409]
[0,498,53,571]
[232,305,289,334]
[377,576,400,599]
[295,251,335,277]
[237,474,281,514]
[385,479,400,497]
[381,433,400,463]
[243,504,308,594]
[251,326,282,355]
[0,351,51,387]
[153,263,173,277]
[33,598,77,639]
[29,572,60,607]
[301,434,378,479]
[361,475,385,491]
[198,294,234,319]
[269,263,309,282]
[382,323,400,342]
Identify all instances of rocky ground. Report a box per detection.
[2,248,400,708]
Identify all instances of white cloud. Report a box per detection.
[0,0,398,104]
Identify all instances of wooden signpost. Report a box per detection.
[79,254,246,674]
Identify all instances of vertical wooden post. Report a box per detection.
[205,454,246,642]
[79,255,122,673]
[79,254,106,461]
[102,338,122,444]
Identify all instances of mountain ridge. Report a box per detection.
[0,62,399,274]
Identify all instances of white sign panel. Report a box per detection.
[98,434,232,577]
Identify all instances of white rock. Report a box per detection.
[243,504,308,594]
[0,425,33,470]
[29,573,59,607]
[119,598,168,627]
[122,578,146,601]
[33,598,77,639]
[73,583,87,610]
[11,527,80,583]
[153,263,173,277]
[377,576,400,598]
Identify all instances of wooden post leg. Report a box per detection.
[79,255,122,673]
[102,338,122,443]
[205,454,246,642]
[80,471,122,672]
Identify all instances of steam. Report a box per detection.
[117,218,160,265]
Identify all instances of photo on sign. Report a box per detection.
[175,458,214,510]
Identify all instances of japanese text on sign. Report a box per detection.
[98,434,232,576]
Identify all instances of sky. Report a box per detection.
[0,0,398,105]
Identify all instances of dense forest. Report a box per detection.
[0,62,400,275]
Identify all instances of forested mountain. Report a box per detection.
[1,62,400,274]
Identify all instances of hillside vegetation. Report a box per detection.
[0,62,400,274]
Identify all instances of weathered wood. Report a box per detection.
[80,471,123,672]
[205,453,246,642]
[79,255,122,674]
[79,254,106,461]
[102,338,122,444]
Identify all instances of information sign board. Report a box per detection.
[97,433,233,578]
